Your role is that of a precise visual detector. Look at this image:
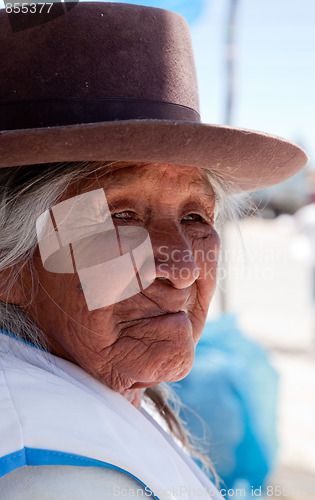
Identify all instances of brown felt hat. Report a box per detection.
[0,2,308,191]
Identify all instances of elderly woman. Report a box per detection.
[0,3,307,499]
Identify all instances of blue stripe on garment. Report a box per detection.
[0,447,159,499]
[0,330,46,351]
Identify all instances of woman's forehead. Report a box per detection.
[69,162,215,200]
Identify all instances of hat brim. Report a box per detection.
[0,119,308,192]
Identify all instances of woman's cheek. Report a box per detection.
[193,229,220,286]
[189,229,221,340]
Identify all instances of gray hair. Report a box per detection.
[0,160,250,482]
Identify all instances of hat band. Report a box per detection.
[0,98,201,131]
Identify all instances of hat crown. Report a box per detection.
[0,2,307,191]
[0,2,199,114]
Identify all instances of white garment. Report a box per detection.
[1,465,145,499]
[0,332,223,500]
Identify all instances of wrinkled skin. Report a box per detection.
[18,164,220,398]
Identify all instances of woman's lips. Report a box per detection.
[141,310,187,320]
[118,310,188,326]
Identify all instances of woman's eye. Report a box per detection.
[182,213,205,222]
[112,211,138,220]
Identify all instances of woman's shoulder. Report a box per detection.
[0,465,146,499]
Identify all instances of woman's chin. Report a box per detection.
[90,311,196,393]
[120,312,195,385]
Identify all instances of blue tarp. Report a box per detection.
[173,314,279,496]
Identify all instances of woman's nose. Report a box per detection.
[153,233,200,289]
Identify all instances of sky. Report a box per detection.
[1,0,315,162]
[192,0,315,163]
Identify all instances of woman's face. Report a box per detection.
[21,163,220,393]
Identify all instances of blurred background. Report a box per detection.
[178,1,315,497]
[2,0,314,497]
[118,1,314,497]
